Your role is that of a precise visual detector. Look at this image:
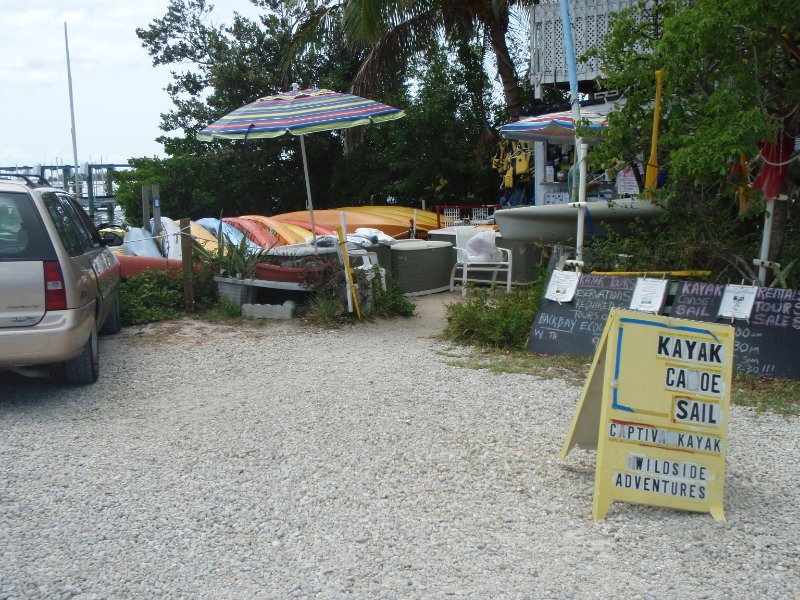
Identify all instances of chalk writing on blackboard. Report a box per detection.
[529,274,635,356]
[669,284,799,380]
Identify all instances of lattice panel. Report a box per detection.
[438,206,496,228]
[530,0,637,86]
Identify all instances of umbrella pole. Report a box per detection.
[299,135,319,252]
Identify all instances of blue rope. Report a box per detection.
[584,204,596,238]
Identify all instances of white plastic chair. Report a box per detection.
[449,226,512,297]
[350,250,386,291]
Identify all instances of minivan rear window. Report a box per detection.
[0,192,56,261]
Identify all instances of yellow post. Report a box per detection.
[336,226,362,321]
[644,70,665,193]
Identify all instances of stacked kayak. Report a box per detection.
[114,207,441,278]
[196,218,262,253]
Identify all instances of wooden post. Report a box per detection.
[141,185,151,232]
[180,218,194,311]
[151,184,161,236]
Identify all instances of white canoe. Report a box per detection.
[121,227,162,258]
[494,199,661,244]
[151,217,183,260]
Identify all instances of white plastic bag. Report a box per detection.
[466,230,501,262]
[354,227,396,245]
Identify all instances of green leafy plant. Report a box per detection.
[371,272,416,317]
[443,282,545,349]
[302,259,417,324]
[193,234,271,280]
[120,271,184,325]
[304,292,347,327]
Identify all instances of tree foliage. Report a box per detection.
[285,0,537,129]
[585,0,800,285]
[118,0,500,221]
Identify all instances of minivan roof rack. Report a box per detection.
[0,173,52,188]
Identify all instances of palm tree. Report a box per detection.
[285,0,534,124]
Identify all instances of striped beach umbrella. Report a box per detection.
[197,87,405,245]
[499,110,607,143]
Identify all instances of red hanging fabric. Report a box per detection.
[752,132,793,199]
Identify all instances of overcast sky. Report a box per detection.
[0,0,262,168]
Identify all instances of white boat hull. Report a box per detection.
[494,199,661,244]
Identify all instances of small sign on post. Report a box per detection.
[561,308,734,521]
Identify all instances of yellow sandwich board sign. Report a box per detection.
[560,308,734,521]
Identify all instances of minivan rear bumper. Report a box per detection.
[0,302,95,368]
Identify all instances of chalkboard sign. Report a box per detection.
[669,283,800,379]
[528,274,800,380]
[528,273,636,356]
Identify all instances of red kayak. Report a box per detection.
[224,217,280,248]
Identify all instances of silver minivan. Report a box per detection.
[0,174,121,383]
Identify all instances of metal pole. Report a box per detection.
[87,165,94,217]
[559,0,582,150]
[559,0,585,269]
[299,136,319,251]
[574,142,589,268]
[757,198,774,284]
[64,23,81,200]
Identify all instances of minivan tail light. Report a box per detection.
[43,261,67,310]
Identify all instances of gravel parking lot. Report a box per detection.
[1,292,798,599]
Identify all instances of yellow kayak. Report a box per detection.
[275,209,413,238]
[342,206,439,229]
[189,221,222,253]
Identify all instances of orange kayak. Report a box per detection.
[273,218,335,235]
[275,209,413,238]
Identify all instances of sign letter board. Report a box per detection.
[561,309,734,521]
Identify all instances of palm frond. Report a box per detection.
[281,4,344,80]
[352,8,442,95]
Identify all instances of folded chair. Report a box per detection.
[449,226,512,297]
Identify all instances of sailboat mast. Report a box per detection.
[64,22,81,204]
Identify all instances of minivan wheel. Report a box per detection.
[100,296,122,335]
[65,326,99,384]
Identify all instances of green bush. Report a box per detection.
[304,292,348,327]
[303,262,417,324]
[119,266,219,326]
[443,282,545,349]
[120,271,184,325]
[371,273,416,318]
